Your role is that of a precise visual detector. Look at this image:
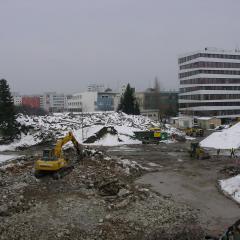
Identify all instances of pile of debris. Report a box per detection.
[0,112,186,151]
[219,165,240,177]
[83,126,122,144]
[0,147,203,240]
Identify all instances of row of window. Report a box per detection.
[179,94,240,100]
[179,69,240,79]
[180,61,240,70]
[71,95,82,100]
[180,85,240,93]
[68,102,82,106]
[180,78,240,85]
[179,53,240,64]
[180,109,240,117]
[179,102,240,108]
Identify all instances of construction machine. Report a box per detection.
[185,126,204,137]
[189,142,210,160]
[34,132,82,179]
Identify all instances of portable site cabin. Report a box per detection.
[196,117,221,130]
[170,116,194,129]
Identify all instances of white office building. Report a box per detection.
[40,92,66,112]
[67,92,98,112]
[178,48,240,119]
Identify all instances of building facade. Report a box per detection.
[87,84,105,92]
[135,89,178,119]
[179,48,240,119]
[97,91,116,111]
[22,96,40,108]
[40,92,66,112]
[67,92,98,112]
[13,96,22,106]
[67,90,117,112]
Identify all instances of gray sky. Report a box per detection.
[0,0,240,94]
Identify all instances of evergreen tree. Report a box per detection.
[133,101,140,115]
[118,84,140,115]
[0,79,18,140]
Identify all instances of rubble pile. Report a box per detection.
[0,112,185,150]
[0,148,202,240]
[83,126,121,144]
[219,165,240,177]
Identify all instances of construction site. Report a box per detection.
[0,112,239,240]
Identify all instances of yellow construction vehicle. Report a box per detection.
[185,126,204,137]
[34,132,82,179]
[189,142,210,160]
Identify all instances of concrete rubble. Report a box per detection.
[0,147,203,240]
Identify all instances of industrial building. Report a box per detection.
[178,48,240,119]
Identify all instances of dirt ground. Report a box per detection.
[0,140,239,239]
[106,142,240,236]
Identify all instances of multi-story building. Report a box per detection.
[41,92,66,112]
[87,84,105,92]
[67,90,117,112]
[135,89,178,120]
[97,90,116,111]
[67,92,98,112]
[22,96,40,109]
[178,48,240,119]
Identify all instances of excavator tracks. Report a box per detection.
[34,165,75,180]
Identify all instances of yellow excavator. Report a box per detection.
[34,132,82,179]
[189,142,210,160]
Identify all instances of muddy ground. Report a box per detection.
[0,140,239,239]
[106,142,240,236]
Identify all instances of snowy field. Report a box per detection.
[219,175,240,204]
[0,154,18,163]
[0,112,183,151]
[200,122,240,149]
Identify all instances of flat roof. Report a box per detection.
[178,48,240,58]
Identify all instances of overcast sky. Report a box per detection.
[0,0,240,94]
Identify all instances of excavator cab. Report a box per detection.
[42,149,57,161]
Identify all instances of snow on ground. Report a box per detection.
[219,175,240,204]
[0,112,183,150]
[0,133,42,151]
[200,122,240,149]
[0,154,19,163]
[0,112,159,150]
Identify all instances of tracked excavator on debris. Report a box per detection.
[34,132,82,179]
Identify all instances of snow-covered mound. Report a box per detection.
[0,112,159,150]
[0,154,19,164]
[219,175,240,204]
[200,122,240,149]
[0,112,184,150]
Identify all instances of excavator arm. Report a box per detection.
[54,132,81,158]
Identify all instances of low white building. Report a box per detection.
[67,92,98,112]
[170,116,194,129]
